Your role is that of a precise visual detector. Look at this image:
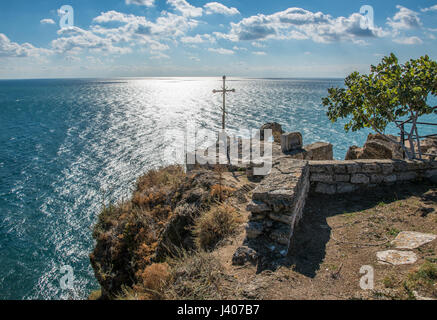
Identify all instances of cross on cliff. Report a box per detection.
[213,75,235,130]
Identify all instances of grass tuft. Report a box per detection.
[193,203,243,250]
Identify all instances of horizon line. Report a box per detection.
[0,76,345,81]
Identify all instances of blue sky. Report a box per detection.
[0,0,436,78]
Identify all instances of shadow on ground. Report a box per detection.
[254,181,436,277]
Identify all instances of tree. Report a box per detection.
[322,53,437,159]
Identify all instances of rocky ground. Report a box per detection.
[211,180,437,300]
[90,164,436,300]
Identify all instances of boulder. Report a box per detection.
[420,137,437,153]
[345,134,403,160]
[258,122,283,143]
[420,137,437,159]
[232,246,258,266]
[345,145,362,160]
[281,132,303,153]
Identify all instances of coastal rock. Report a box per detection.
[281,132,303,153]
[345,134,403,160]
[345,146,362,160]
[391,231,437,249]
[232,246,258,266]
[420,137,437,154]
[377,250,418,265]
[303,142,333,160]
[258,122,283,143]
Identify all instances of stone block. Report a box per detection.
[346,162,360,174]
[269,213,293,225]
[397,171,417,181]
[310,173,333,183]
[247,201,270,213]
[337,183,357,194]
[362,163,381,173]
[304,142,333,160]
[315,183,336,195]
[391,231,437,249]
[370,174,385,184]
[248,213,266,221]
[393,160,408,172]
[381,163,394,175]
[377,250,417,265]
[334,174,350,182]
[269,224,291,245]
[351,174,370,184]
[333,164,347,174]
[281,132,303,153]
[384,174,397,183]
[245,222,264,239]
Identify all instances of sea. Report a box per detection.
[0,77,436,299]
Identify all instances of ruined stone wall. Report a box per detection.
[245,159,309,255]
[309,159,437,194]
[244,158,437,255]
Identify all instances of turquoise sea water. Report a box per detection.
[0,78,436,300]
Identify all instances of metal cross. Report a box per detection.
[213,75,235,130]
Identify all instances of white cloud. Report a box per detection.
[387,5,422,31]
[181,34,216,43]
[204,2,239,16]
[167,0,203,18]
[181,34,204,43]
[126,0,155,6]
[393,36,423,45]
[150,52,170,59]
[421,5,437,12]
[208,47,234,55]
[251,41,266,48]
[92,10,199,43]
[51,27,132,55]
[40,19,55,25]
[252,51,266,55]
[0,33,51,58]
[223,7,386,44]
[88,8,205,59]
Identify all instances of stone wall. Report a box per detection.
[309,159,437,195]
[245,158,309,255]
[243,158,437,256]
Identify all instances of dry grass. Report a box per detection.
[88,289,102,300]
[136,165,186,192]
[90,165,239,299]
[165,251,226,300]
[90,166,190,298]
[209,184,236,202]
[133,263,171,300]
[115,250,226,300]
[193,203,243,250]
[404,262,437,299]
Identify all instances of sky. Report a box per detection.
[0,0,436,79]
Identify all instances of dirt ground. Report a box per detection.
[214,176,437,300]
